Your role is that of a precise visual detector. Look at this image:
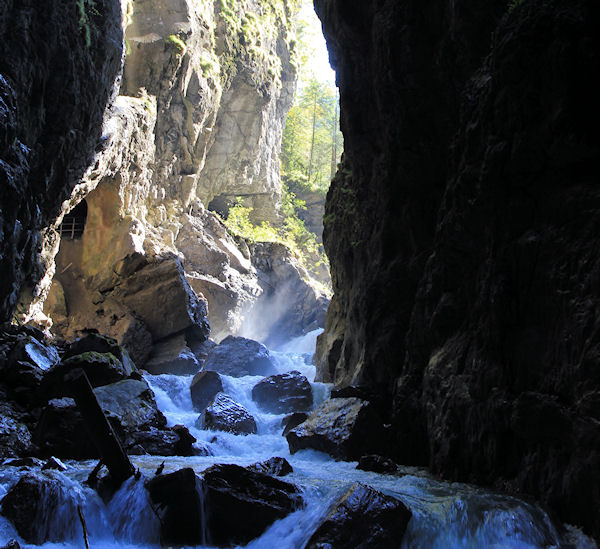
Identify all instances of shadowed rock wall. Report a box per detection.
[0,0,124,322]
[315,0,600,539]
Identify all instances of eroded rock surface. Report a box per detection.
[252,370,313,414]
[203,335,277,377]
[306,483,411,549]
[286,397,385,460]
[198,392,257,435]
[314,0,600,539]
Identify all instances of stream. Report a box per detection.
[0,330,596,548]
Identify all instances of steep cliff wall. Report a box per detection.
[0,0,123,323]
[36,0,327,355]
[316,0,599,539]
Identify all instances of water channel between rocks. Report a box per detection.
[0,331,596,549]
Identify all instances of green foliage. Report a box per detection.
[221,192,328,279]
[282,77,342,193]
[166,34,187,55]
[508,0,525,11]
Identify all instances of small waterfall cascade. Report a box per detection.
[0,329,596,548]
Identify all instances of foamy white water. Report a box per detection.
[0,338,596,549]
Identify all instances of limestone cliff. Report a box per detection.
[315,0,599,539]
[31,0,327,359]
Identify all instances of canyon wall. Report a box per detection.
[30,0,327,357]
[0,0,124,323]
[315,0,599,539]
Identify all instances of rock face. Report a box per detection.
[286,398,385,460]
[0,0,123,323]
[252,370,313,414]
[190,370,224,412]
[306,483,411,549]
[203,336,277,377]
[36,0,305,353]
[201,463,303,546]
[199,392,257,435]
[315,0,600,539]
[145,468,206,547]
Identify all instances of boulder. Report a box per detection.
[33,397,96,459]
[251,370,313,414]
[190,370,224,412]
[356,455,398,474]
[305,483,412,548]
[145,468,206,546]
[41,351,131,399]
[63,334,137,374]
[198,393,257,435]
[144,333,200,375]
[281,412,308,437]
[247,457,293,476]
[203,336,277,377]
[286,398,385,460]
[201,463,303,546]
[1,457,43,468]
[114,258,210,342]
[0,540,21,549]
[126,425,203,457]
[94,378,167,433]
[0,472,81,544]
[8,334,59,371]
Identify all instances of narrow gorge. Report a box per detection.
[1,0,598,548]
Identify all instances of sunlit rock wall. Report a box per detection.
[315,0,599,540]
[41,0,318,353]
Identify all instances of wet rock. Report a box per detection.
[190,370,224,412]
[281,412,308,437]
[8,335,59,371]
[145,468,206,546]
[201,463,303,546]
[126,427,199,457]
[144,333,200,375]
[357,455,398,474]
[247,457,293,477]
[41,352,131,399]
[42,456,67,471]
[306,483,411,548]
[0,471,81,544]
[33,398,96,459]
[252,370,313,414]
[94,378,167,433]
[198,393,257,435]
[0,539,21,549]
[203,336,277,377]
[286,398,385,460]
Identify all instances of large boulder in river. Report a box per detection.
[203,336,277,377]
[201,463,303,546]
[144,333,200,375]
[145,468,205,546]
[33,397,96,459]
[0,471,82,544]
[281,412,309,437]
[198,393,257,435]
[305,483,412,548]
[94,378,167,432]
[41,351,132,399]
[251,370,313,414]
[190,370,224,412]
[247,456,293,477]
[286,398,385,460]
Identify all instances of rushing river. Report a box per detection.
[0,330,596,548]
